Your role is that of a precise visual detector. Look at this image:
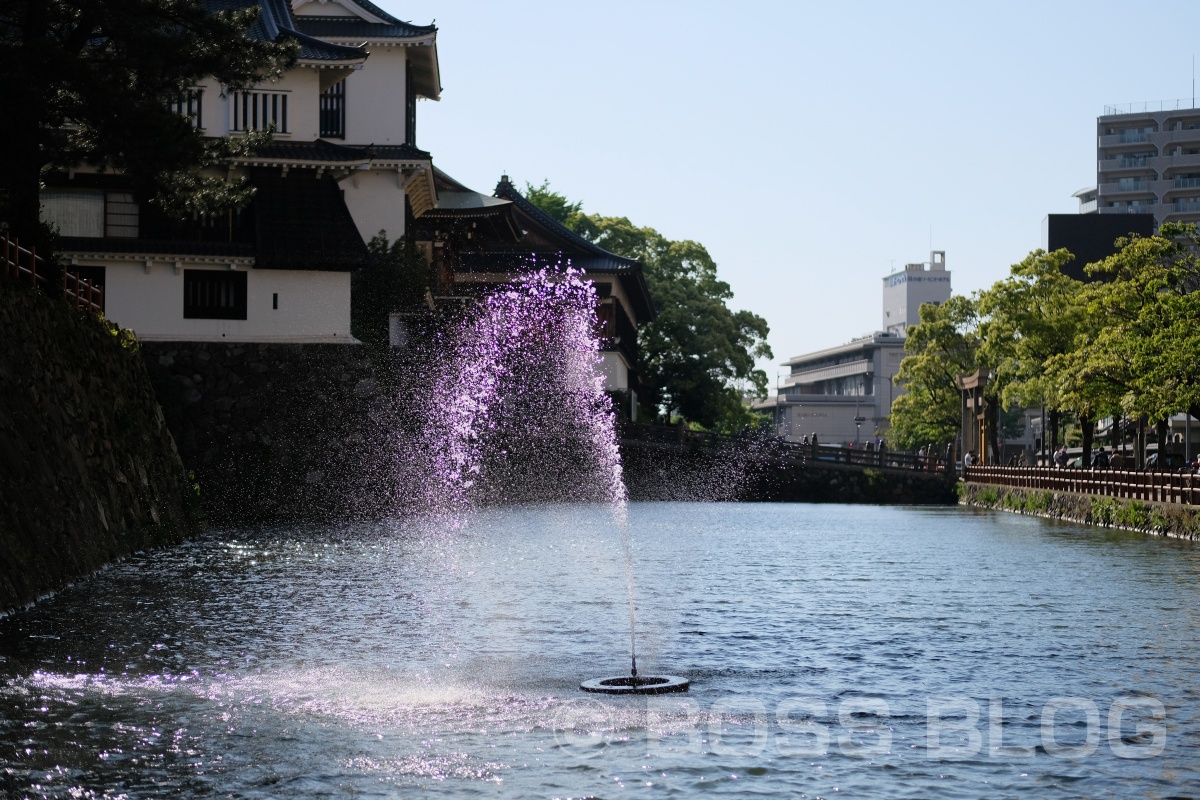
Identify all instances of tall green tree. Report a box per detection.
[977,249,1091,457]
[0,0,295,245]
[1045,223,1200,426]
[524,182,772,430]
[889,294,980,451]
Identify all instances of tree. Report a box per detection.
[523,182,772,431]
[889,294,980,451]
[0,0,295,246]
[977,249,1091,458]
[352,233,432,348]
[1045,223,1200,428]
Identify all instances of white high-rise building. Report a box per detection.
[881,250,952,337]
[1094,101,1200,226]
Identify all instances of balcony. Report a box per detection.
[1099,131,1153,147]
[1148,128,1200,148]
[1149,152,1200,171]
[1098,179,1151,195]
[1098,203,1159,217]
[1098,155,1155,173]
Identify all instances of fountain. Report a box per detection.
[421,267,687,694]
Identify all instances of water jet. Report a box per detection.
[423,269,690,696]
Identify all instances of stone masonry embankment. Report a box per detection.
[140,343,410,524]
[959,482,1200,539]
[0,285,203,612]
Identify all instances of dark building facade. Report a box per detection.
[1042,213,1154,281]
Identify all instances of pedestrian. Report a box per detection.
[1109,447,1124,470]
[1093,447,1109,469]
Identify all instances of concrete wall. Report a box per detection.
[0,284,203,612]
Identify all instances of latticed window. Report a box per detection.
[183,270,247,320]
[231,90,289,133]
[320,80,346,138]
[172,88,204,130]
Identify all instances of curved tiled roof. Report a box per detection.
[493,177,642,274]
[491,177,656,321]
[229,140,432,166]
[204,0,366,63]
[294,16,436,41]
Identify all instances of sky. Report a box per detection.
[379,0,1200,389]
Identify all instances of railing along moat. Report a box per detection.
[966,465,1200,507]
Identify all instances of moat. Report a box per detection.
[1,503,1197,798]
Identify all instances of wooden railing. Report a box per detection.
[2,234,104,314]
[966,465,1200,506]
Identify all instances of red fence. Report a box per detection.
[2,235,104,314]
[966,465,1200,506]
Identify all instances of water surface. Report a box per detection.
[1,503,1198,798]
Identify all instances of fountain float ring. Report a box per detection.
[580,675,689,695]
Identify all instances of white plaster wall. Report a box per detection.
[343,47,409,145]
[600,351,629,392]
[196,71,320,139]
[100,262,353,342]
[340,169,405,242]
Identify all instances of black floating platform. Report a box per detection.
[580,675,689,695]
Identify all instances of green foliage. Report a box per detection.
[977,486,999,506]
[1045,223,1200,424]
[1090,496,1117,526]
[1028,490,1053,512]
[100,316,139,351]
[352,233,432,347]
[977,249,1088,413]
[1115,500,1150,529]
[522,182,772,431]
[890,295,980,450]
[0,0,297,243]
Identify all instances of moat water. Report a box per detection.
[2,503,1198,798]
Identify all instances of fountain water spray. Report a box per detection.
[420,268,686,694]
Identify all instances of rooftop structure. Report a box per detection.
[881,251,951,337]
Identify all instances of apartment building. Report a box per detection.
[1095,101,1200,226]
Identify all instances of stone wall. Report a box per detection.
[622,439,959,504]
[959,482,1200,539]
[140,342,414,524]
[0,284,203,612]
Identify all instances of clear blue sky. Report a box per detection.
[382,0,1199,387]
